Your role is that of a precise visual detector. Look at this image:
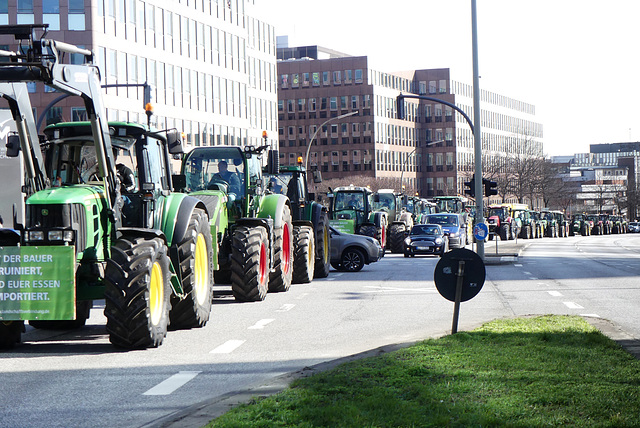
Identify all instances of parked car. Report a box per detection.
[421,213,467,248]
[403,224,448,257]
[329,226,383,272]
[629,221,640,233]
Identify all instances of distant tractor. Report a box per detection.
[265,159,331,283]
[373,189,413,253]
[328,185,388,250]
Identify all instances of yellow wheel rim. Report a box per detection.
[194,233,209,306]
[308,238,314,268]
[322,226,329,262]
[149,261,164,326]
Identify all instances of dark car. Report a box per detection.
[403,224,448,257]
[329,226,383,272]
[421,213,467,248]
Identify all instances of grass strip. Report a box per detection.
[206,315,640,427]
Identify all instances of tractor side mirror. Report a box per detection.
[166,129,184,155]
[5,134,20,157]
[266,149,279,175]
[172,174,186,192]
[312,170,322,183]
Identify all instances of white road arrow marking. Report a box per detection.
[143,371,200,396]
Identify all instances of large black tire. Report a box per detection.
[231,226,269,302]
[29,300,92,330]
[499,226,508,241]
[292,225,315,284]
[314,211,331,278]
[104,237,171,349]
[340,247,365,272]
[388,223,406,253]
[169,208,214,330]
[0,321,24,350]
[268,204,293,293]
[358,224,377,240]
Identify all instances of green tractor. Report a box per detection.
[179,145,294,301]
[328,185,388,250]
[373,189,413,253]
[0,25,214,350]
[569,213,591,236]
[265,162,331,283]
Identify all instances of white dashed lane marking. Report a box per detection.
[143,371,201,396]
[276,304,296,312]
[210,339,245,354]
[547,291,563,297]
[248,319,275,329]
[563,302,584,309]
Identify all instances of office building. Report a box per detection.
[277,43,544,197]
[0,0,278,149]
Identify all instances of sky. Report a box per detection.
[264,0,640,157]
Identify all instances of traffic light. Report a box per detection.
[464,175,475,197]
[396,94,405,120]
[483,177,498,196]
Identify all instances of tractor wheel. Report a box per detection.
[499,226,508,241]
[523,226,532,239]
[230,226,269,302]
[269,204,293,293]
[0,321,25,350]
[292,225,315,284]
[29,300,92,330]
[358,224,377,240]
[376,217,388,252]
[104,237,171,349]
[389,223,406,253]
[314,211,331,278]
[169,208,214,330]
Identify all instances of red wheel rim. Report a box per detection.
[259,242,268,286]
[282,222,291,274]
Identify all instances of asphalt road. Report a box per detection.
[1,233,639,428]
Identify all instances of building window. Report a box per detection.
[43,0,60,30]
[0,0,7,25]
[312,72,320,86]
[340,96,347,109]
[333,70,341,84]
[322,71,329,85]
[345,69,352,83]
[355,69,363,83]
[439,79,447,94]
[330,97,337,110]
[429,80,436,94]
[46,106,62,125]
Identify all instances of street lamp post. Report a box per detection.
[399,140,444,192]
[304,110,359,173]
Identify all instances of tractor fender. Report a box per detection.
[373,211,388,229]
[257,193,290,229]
[310,202,327,227]
[162,193,208,246]
[117,227,167,245]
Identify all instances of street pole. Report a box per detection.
[304,110,359,173]
[471,0,485,260]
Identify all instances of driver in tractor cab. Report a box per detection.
[209,159,241,195]
[347,196,363,210]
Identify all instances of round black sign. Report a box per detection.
[434,248,485,302]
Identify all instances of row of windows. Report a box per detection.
[96,46,277,126]
[280,121,373,138]
[279,136,373,147]
[280,69,364,89]
[0,0,85,30]
[279,95,372,112]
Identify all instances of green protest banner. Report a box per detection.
[329,219,355,234]
[0,246,75,321]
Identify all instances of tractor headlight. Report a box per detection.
[27,231,44,241]
[48,230,63,241]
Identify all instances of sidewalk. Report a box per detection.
[473,236,530,265]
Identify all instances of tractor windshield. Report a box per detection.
[373,193,394,212]
[183,147,245,196]
[488,207,508,220]
[334,191,365,211]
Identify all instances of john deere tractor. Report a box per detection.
[0,25,214,349]
[265,159,331,283]
[373,189,413,253]
[328,185,388,249]
[179,145,294,301]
